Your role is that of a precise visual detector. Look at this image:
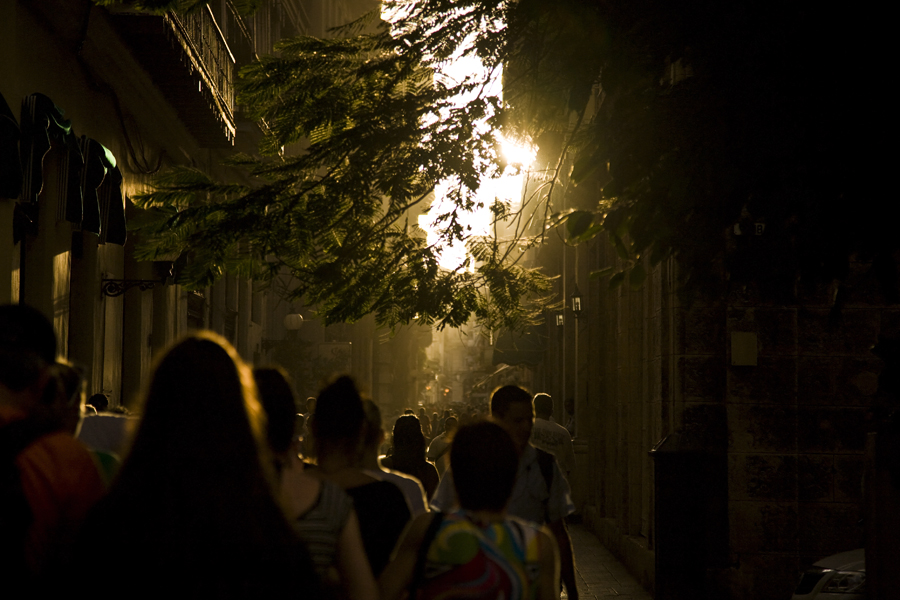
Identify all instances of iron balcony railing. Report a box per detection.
[165,5,236,143]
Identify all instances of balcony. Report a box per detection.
[109,4,236,147]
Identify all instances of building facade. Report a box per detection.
[1,0,421,413]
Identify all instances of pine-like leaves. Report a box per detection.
[134,3,553,331]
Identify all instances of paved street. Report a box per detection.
[564,525,654,600]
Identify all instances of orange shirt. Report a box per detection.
[1,405,106,573]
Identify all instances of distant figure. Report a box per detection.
[382,415,440,499]
[426,416,458,478]
[359,399,429,516]
[418,407,432,439]
[311,376,411,576]
[254,367,376,600]
[564,396,576,437]
[73,332,321,597]
[85,393,108,412]
[531,393,576,479]
[0,304,105,586]
[379,421,560,600]
[431,412,442,437]
[77,392,134,456]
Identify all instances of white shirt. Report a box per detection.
[530,417,575,476]
[430,444,575,524]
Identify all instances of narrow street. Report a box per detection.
[565,525,653,600]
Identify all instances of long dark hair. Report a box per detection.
[253,366,298,475]
[391,414,427,468]
[77,332,318,595]
[313,375,365,453]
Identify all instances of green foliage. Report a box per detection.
[134,4,552,331]
[502,0,893,304]
[134,0,893,336]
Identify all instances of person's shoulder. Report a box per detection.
[24,430,96,464]
[505,513,543,531]
[551,420,572,437]
[404,511,443,548]
[535,418,570,436]
[383,468,426,492]
[320,477,351,500]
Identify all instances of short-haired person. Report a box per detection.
[380,421,560,600]
[431,385,579,600]
[531,393,576,479]
[0,304,105,585]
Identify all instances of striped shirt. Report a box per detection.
[293,479,354,575]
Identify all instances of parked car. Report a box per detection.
[791,548,865,599]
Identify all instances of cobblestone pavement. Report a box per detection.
[562,525,654,600]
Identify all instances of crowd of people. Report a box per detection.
[1,302,578,599]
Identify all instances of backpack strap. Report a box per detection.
[408,511,445,599]
[534,448,555,524]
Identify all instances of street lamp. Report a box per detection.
[261,313,304,352]
[556,312,565,327]
[570,284,583,318]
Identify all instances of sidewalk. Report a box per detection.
[563,524,654,600]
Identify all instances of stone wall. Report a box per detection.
[572,233,887,599]
[723,301,882,598]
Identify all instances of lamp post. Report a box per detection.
[570,284,583,438]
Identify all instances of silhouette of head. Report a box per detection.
[451,421,518,511]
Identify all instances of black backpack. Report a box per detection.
[534,447,556,524]
[1,418,49,576]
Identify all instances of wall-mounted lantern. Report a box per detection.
[570,284,583,318]
[101,262,173,297]
[283,313,304,331]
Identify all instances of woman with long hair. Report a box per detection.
[381,415,439,499]
[254,367,377,600]
[310,376,411,577]
[73,332,320,598]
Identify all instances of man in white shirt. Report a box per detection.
[530,393,576,480]
[431,385,579,600]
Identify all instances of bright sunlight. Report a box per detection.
[384,1,536,271]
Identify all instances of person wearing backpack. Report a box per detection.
[431,385,579,600]
[0,304,105,585]
[380,420,559,600]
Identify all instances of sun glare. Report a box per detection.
[383,3,536,271]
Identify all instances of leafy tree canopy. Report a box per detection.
[131,0,893,332]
